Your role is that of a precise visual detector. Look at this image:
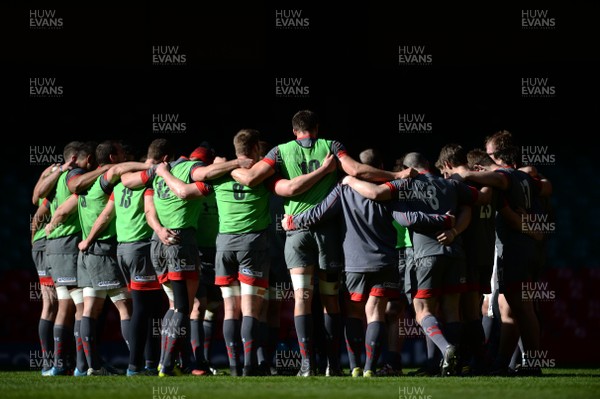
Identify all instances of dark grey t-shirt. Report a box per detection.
[292,183,452,272]
[387,173,478,260]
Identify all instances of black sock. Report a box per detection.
[159,309,174,367]
[190,319,206,367]
[178,313,194,370]
[344,317,364,370]
[364,321,385,372]
[256,321,268,366]
[482,315,494,343]
[203,320,214,363]
[294,315,313,370]
[223,319,240,368]
[39,318,54,371]
[81,316,100,370]
[162,311,181,371]
[121,319,131,352]
[510,339,523,369]
[241,316,259,368]
[324,313,341,370]
[52,324,67,370]
[73,319,86,372]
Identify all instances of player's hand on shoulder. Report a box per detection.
[237,158,254,169]
[155,162,171,177]
[396,167,417,179]
[321,153,337,173]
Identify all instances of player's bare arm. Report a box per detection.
[68,164,112,194]
[143,191,179,245]
[44,194,78,236]
[78,200,116,252]
[191,157,254,182]
[274,153,337,197]
[231,159,274,187]
[341,175,392,201]
[155,162,210,200]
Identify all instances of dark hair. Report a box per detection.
[467,148,495,169]
[63,141,83,161]
[292,110,319,133]
[147,138,174,162]
[96,140,122,165]
[484,130,514,154]
[437,143,468,168]
[495,145,520,166]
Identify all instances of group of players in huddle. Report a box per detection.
[30,109,551,378]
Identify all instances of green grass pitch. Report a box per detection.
[1,368,599,399]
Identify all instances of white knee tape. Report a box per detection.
[241,282,266,298]
[319,280,339,296]
[220,285,241,298]
[291,274,313,291]
[162,283,174,302]
[83,287,107,299]
[69,287,84,304]
[108,287,131,303]
[204,309,215,321]
[56,286,71,300]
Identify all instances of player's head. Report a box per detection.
[359,148,384,168]
[96,140,125,165]
[233,129,261,160]
[62,141,84,166]
[189,141,216,165]
[493,145,520,168]
[437,143,468,171]
[485,129,514,165]
[434,159,448,178]
[147,138,174,163]
[292,110,319,136]
[467,148,496,171]
[402,152,429,172]
[74,141,98,170]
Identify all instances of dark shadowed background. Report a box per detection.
[1,1,599,368]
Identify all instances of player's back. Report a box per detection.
[390,173,470,260]
[153,157,202,230]
[337,184,398,272]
